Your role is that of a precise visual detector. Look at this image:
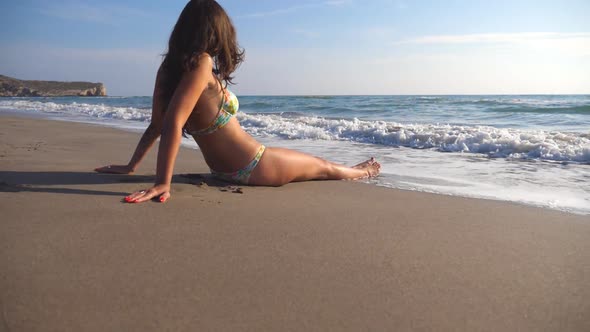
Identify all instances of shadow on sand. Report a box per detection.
[0,171,229,197]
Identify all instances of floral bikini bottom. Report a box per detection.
[210,145,266,185]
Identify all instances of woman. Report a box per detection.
[95,0,380,203]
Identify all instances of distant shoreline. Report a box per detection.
[0,74,107,97]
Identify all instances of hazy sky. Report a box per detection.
[1,0,589,96]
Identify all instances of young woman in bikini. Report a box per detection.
[95,0,380,203]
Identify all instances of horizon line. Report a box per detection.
[101,93,590,98]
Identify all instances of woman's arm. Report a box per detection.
[95,66,167,174]
[94,123,160,174]
[127,122,161,171]
[126,55,213,203]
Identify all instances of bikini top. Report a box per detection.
[189,83,239,136]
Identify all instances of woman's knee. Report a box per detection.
[296,158,331,181]
[317,158,337,179]
[255,149,331,184]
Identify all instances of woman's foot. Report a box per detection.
[365,161,381,178]
[352,157,376,169]
[350,158,380,178]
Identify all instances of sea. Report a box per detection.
[1,95,589,215]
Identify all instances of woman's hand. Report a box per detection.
[125,184,170,204]
[95,164,134,174]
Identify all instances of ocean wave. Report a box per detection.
[301,95,335,99]
[446,98,590,114]
[238,101,277,109]
[416,96,443,100]
[487,105,590,115]
[237,113,590,163]
[2,98,589,162]
[0,100,151,122]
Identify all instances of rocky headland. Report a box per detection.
[0,75,107,97]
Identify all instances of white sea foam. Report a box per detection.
[238,113,590,163]
[0,100,151,122]
[1,100,588,162]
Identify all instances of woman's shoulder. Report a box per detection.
[190,52,215,70]
[187,53,215,75]
[178,53,216,88]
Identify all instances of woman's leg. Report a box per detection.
[249,147,380,186]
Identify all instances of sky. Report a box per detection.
[1,0,589,96]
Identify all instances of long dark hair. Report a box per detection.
[160,0,244,102]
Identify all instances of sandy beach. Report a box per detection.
[1,115,589,331]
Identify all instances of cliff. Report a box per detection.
[0,75,107,97]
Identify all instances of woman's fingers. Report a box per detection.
[133,189,158,203]
[125,187,170,204]
[125,189,147,203]
[129,189,155,203]
[94,165,111,173]
[95,165,116,173]
[95,165,132,174]
[159,191,171,203]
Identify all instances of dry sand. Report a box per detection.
[1,115,589,331]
